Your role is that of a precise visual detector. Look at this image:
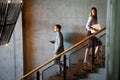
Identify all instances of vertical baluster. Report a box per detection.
[63,55,66,80]
[36,71,40,80]
[92,36,95,64]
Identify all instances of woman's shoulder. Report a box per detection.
[87,16,93,21]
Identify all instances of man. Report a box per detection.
[50,24,64,72]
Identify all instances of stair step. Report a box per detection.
[79,79,90,80]
[88,73,105,80]
[98,68,105,74]
[79,68,105,80]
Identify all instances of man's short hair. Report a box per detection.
[55,24,62,30]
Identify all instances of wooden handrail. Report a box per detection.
[19,27,106,80]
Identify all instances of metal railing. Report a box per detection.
[19,27,106,80]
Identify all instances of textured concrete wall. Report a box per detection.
[0,13,23,80]
[0,0,23,79]
[23,0,107,74]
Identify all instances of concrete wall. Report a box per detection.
[0,0,107,80]
[0,0,23,80]
[23,0,107,74]
[0,13,23,80]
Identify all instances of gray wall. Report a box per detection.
[0,13,23,80]
[0,0,107,80]
[23,0,107,74]
[0,0,23,80]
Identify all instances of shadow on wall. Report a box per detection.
[64,32,85,44]
[63,26,86,67]
[64,26,86,45]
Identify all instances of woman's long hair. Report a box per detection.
[90,7,98,24]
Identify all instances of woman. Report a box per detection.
[84,7,102,64]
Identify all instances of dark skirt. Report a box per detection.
[87,31,102,48]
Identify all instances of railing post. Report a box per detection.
[63,55,67,80]
[92,37,95,65]
[36,71,40,80]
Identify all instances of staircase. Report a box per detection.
[47,56,105,80]
[47,44,105,80]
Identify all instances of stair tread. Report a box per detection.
[79,68,105,80]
